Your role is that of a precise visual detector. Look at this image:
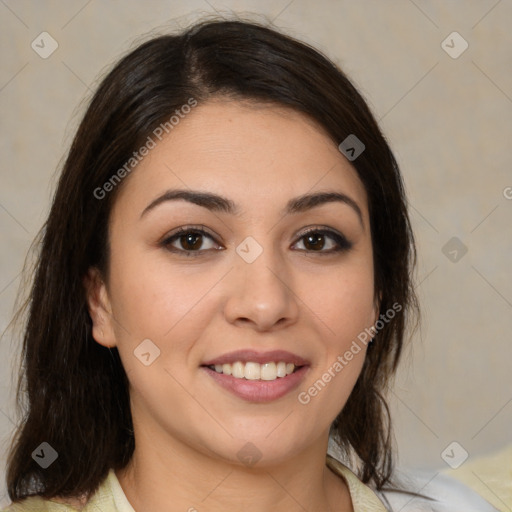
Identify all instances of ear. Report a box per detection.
[83,267,117,348]
[372,290,383,326]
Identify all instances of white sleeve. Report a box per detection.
[375,468,500,512]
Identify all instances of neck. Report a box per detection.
[115,429,353,512]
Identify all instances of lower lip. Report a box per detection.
[201,366,309,403]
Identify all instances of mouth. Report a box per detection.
[200,350,310,403]
[203,361,303,381]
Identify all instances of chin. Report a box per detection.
[205,428,313,468]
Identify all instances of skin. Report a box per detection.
[85,99,380,512]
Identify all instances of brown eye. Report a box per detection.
[303,232,327,251]
[294,228,352,254]
[161,227,220,256]
[178,232,203,251]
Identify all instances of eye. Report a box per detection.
[161,225,352,257]
[161,226,221,257]
[292,227,352,254]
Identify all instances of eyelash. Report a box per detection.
[160,225,353,258]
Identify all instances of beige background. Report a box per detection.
[1,0,511,507]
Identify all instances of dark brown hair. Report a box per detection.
[5,17,418,504]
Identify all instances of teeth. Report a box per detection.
[210,361,297,381]
[276,362,287,378]
[244,362,260,380]
[261,362,276,380]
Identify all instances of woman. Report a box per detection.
[1,18,496,512]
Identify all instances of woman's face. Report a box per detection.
[87,99,379,467]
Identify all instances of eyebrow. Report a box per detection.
[140,189,364,228]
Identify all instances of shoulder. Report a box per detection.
[441,444,512,511]
[1,496,80,511]
[376,468,501,512]
[326,454,500,512]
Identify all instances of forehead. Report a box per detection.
[113,100,369,219]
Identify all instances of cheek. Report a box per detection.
[108,246,217,339]
[306,259,376,342]
[106,246,229,386]
[300,253,375,405]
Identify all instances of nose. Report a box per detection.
[223,243,300,332]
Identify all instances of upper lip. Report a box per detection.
[202,349,310,367]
